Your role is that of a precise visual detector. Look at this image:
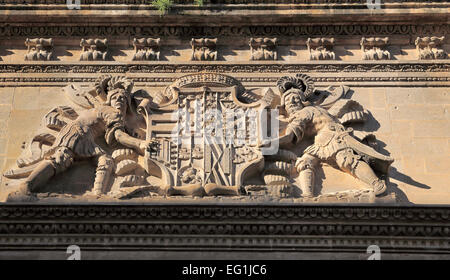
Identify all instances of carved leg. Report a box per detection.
[335,149,386,196]
[91,154,114,195]
[203,183,241,196]
[166,184,205,197]
[25,147,74,193]
[295,154,319,198]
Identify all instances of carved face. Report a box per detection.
[284,89,304,115]
[109,89,127,113]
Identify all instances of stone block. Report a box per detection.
[412,120,450,138]
[0,88,14,105]
[13,87,40,111]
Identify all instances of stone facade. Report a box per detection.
[0,0,449,259]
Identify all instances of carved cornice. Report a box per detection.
[0,24,448,38]
[0,204,449,255]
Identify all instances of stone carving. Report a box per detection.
[249,38,277,61]
[270,74,394,197]
[132,38,160,61]
[415,36,447,60]
[360,37,391,60]
[24,38,54,61]
[306,38,335,60]
[1,73,395,203]
[191,38,217,61]
[80,38,109,61]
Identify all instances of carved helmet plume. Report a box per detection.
[94,75,134,105]
[277,74,315,104]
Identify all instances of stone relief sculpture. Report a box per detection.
[24,38,54,61]
[360,37,391,60]
[249,38,277,61]
[79,38,109,61]
[306,38,335,60]
[271,74,394,198]
[415,36,447,60]
[132,38,160,61]
[191,38,217,61]
[0,73,395,203]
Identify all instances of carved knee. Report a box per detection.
[47,147,74,175]
[335,149,360,173]
[295,154,318,173]
[96,154,114,172]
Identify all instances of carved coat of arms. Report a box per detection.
[0,73,394,203]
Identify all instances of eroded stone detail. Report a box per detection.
[191,38,217,61]
[80,38,109,61]
[415,36,447,60]
[24,38,54,61]
[132,38,160,61]
[360,37,391,60]
[249,38,277,61]
[307,38,335,60]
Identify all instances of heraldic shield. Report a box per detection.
[139,73,269,192]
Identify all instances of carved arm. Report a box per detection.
[114,130,146,155]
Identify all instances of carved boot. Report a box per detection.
[89,155,114,196]
[372,179,387,196]
[298,169,315,198]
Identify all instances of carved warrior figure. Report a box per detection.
[275,74,394,197]
[2,76,151,200]
[1,73,395,202]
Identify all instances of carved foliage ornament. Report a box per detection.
[415,36,448,60]
[132,38,160,61]
[360,37,391,60]
[24,38,54,61]
[0,73,394,203]
[249,38,277,61]
[307,37,335,60]
[191,38,217,61]
[80,38,109,61]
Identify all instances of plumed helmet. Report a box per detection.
[277,74,315,103]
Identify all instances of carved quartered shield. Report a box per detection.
[143,73,268,188]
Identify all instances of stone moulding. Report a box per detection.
[0,204,449,259]
[0,62,448,74]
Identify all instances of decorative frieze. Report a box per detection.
[191,38,217,61]
[24,38,53,61]
[360,37,391,60]
[249,38,277,61]
[415,36,447,60]
[79,38,109,61]
[132,38,160,61]
[306,37,335,60]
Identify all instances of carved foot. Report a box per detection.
[0,183,36,202]
[373,179,387,196]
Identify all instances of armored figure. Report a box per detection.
[5,77,150,200]
[277,75,394,198]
